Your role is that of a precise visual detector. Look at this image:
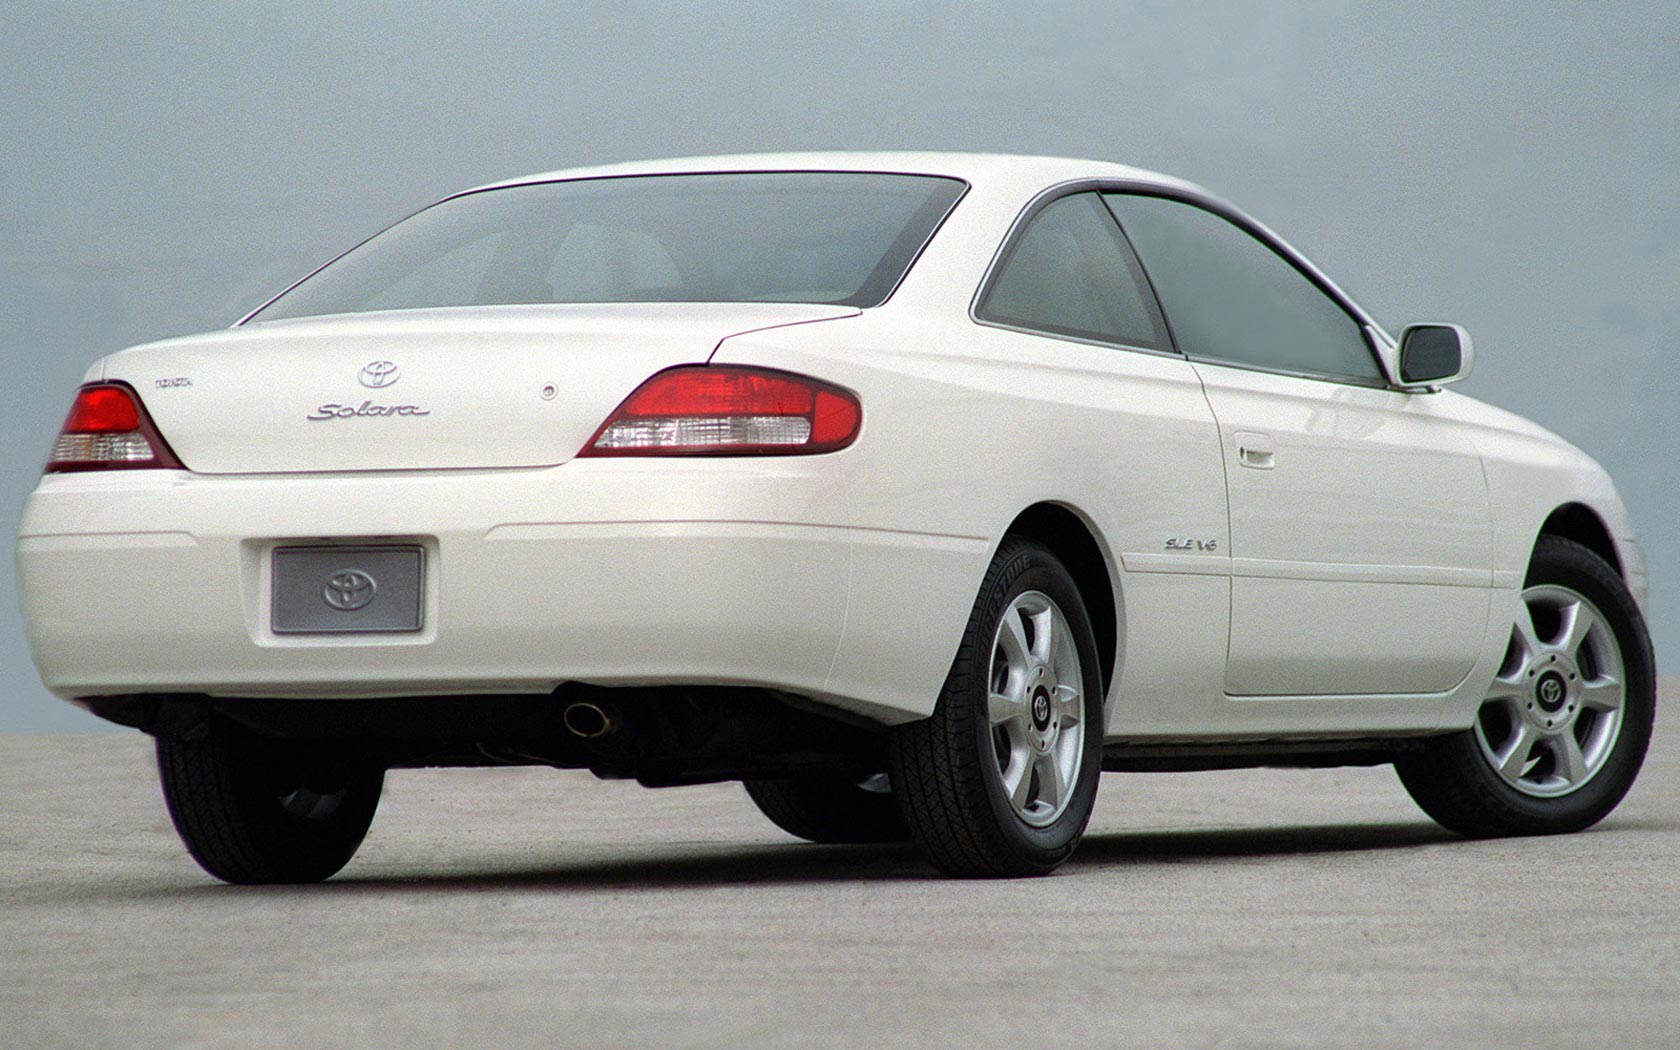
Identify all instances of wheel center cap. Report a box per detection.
[1535,671,1568,713]
[1030,687,1052,731]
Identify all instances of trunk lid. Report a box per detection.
[99,303,858,474]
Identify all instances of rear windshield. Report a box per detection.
[249,172,967,321]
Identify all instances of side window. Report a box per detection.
[977,192,1170,351]
[1104,194,1382,383]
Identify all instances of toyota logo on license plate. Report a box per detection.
[322,569,378,611]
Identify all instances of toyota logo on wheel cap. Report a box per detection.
[358,360,401,388]
[322,570,378,611]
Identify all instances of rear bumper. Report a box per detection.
[17,459,861,713]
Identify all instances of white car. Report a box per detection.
[17,153,1655,883]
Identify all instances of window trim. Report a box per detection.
[972,178,1399,388]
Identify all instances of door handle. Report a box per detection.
[1234,431,1275,470]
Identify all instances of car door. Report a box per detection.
[966,190,1232,726]
[1105,192,1493,698]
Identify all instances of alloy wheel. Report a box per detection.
[1475,584,1626,798]
[986,590,1087,827]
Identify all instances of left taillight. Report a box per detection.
[46,383,184,472]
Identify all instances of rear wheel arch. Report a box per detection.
[1003,503,1119,694]
[1538,503,1622,578]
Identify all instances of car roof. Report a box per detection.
[469,151,1205,198]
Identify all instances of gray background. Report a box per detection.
[3,1,1675,730]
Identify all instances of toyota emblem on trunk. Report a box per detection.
[358,360,401,388]
[322,570,378,611]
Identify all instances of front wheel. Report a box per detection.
[157,735,384,884]
[1395,536,1655,837]
[889,539,1104,876]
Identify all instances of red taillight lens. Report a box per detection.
[47,383,184,472]
[63,385,141,432]
[581,366,862,456]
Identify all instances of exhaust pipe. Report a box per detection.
[562,701,620,740]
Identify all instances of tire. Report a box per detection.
[1395,535,1655,837]
[156,734,384,884]
[889,538,1104,876]
[742,774,909,844]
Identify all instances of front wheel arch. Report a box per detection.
[1538,502,1623,581]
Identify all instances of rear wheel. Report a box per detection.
[1396,536,1654,837]
[742,774,908,844]
[157,735,384,884]
[890,539,1103,876]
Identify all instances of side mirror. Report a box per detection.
[1396,323,1473,390]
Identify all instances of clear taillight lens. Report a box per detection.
[580,366,861,457]
[47,383,184,472]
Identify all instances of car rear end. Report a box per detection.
[17,168,968,734]
[17,305,868,709]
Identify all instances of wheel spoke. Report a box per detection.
[1558,600,1596,660]
[1035,751,1066,812]
[997,609,1030,670]
[1553,733,1589,785]
[1004,743,1034,811]
[1579,675,1624,713]
[1053,684,1082,727]
[1496,724,1538,780]
[1485,672,1526,704]
[1512,600,1545,659]
[988,691,1025,728]
[1030,607,1055,664]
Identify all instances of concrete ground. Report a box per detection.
[3,681,1676,1049]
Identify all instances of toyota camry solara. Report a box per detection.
[17,152,1655,882]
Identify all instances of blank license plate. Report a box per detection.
[271,546,424,634]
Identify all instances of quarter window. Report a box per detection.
[977,193,1169,351]
[1104,194,1382,383]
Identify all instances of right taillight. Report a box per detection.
[580,366,862,456]
[47,383,184,472]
